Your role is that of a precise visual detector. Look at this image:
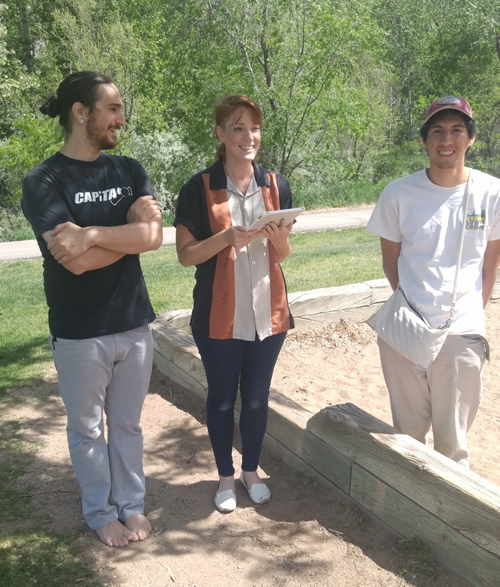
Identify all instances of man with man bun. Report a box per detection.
[22,72,163,547]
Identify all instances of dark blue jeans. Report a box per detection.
[193,332,287,477]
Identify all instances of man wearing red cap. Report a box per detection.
[366,96,500,468]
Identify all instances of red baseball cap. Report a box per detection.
[424,96,473,123]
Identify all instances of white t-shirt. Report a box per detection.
[366,169,500,335]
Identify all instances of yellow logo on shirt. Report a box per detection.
[466,210,485,230]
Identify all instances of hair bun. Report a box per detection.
[39,96,60,118]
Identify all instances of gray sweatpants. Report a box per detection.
[378,334,486,468]
[50,325,153,530]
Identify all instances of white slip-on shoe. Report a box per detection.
[214,487,237,513]
[239,473,271,504]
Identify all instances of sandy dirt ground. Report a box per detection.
[5,301,500,586]
[275,301,500,489]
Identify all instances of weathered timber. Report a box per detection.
[153,321,206,397]
[266,391,353,494]
[262,433,350,499]
[307,404,500,584]
[364,278,393,304]
[351,466,499,586]
[152,275,500,586]
[156,276,499,335]
[287,283,371,316]
[159,308,192,331]
[314,404,500,557]
[293,305,378,328]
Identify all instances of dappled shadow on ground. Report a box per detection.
[0,369,468,586]
[0,335,50,397]
[145,371,468,587]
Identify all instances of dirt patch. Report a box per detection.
[5,302,500,586]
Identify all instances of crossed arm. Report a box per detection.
[42,196,163,275]
[176,219,293,267]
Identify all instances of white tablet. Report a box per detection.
[248,207,305,231]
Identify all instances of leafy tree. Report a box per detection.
[153,0,386,183]
[374,0,500,172]
[124,129,195,214]
[2,0,500,240]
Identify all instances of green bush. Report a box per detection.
[372,141,428,182]
[125,130,197,215]
[290,178,388,210]
[0,116,62,211]
[0,210,34,243]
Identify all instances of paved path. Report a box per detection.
[0,205,375,262]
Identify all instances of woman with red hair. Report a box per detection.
[175,95,295,512]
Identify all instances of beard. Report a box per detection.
[85,114,118,151]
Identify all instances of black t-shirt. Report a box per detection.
[22,152,156,338]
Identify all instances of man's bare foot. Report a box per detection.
[95,519,137,547]
[124,513,152,541]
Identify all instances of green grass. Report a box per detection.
[399,538,438,579]
[284,228,382,291]
[0,260,54,397]
[0,531,98,587]
[291,178,388,210]
[0,416,100,586]
[0,227,383,586]
[0,228,383,397]
[141,246,196,312]
[140,227,383,311]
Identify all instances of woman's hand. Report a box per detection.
[262,219,293,262]
[177,224,260,267]
[224,226,261,249]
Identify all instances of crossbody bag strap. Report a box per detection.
[443,168,473,328]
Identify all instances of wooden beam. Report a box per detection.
[152,275,500,585]
[288,283,372,316]
[307,404,500,585]
[351,465,499,586]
